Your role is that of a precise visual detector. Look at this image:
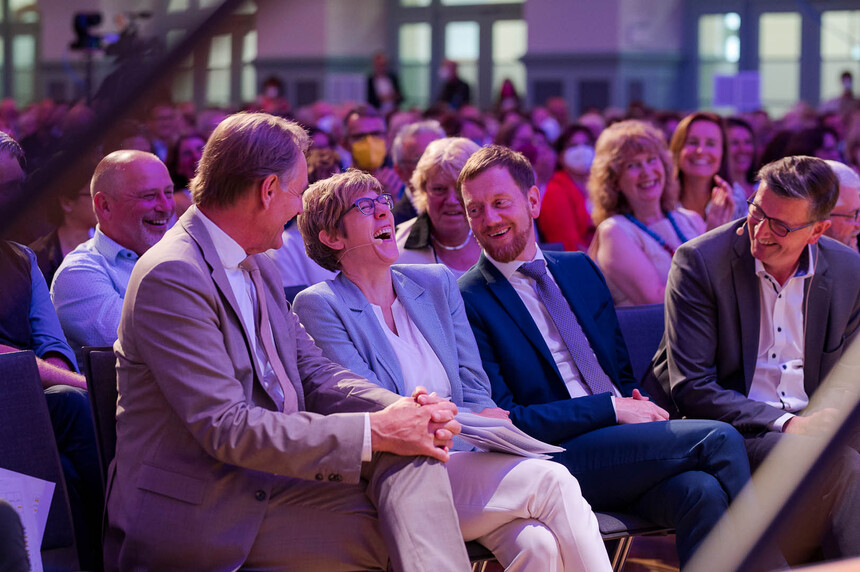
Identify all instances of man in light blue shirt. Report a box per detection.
[51,150,174,362]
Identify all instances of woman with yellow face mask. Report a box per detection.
[343,105,405,199]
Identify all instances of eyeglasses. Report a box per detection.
[746,199,816,237]
[345,193,394,216]
[831,208,860,222]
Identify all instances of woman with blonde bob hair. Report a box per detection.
[588,120,705,306]
[394,137,482,276]
[295,169,612,572]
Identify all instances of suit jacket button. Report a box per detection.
[328,474,342,482]
[315,473,324,481]
[255,490,267,501]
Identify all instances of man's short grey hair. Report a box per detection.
[757,156,839,221]
[824,160,860,190]
[191,112,309,209]
[391,120,446,166]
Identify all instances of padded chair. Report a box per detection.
[606,304,677,570]
[0,350,79,570]
[81,346,119,487]
[615,303,678,416]
[598,511,672,571]
[466,541,494,571]
[284,284,308,305]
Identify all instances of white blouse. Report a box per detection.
[370,298,452,400]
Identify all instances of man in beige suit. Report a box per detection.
[104,112,470,571]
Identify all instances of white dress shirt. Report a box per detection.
[751,245,815,431]
[371,299,452,400]
[486,249,620,407]
[196,208,372,458]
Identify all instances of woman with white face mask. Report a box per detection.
[588,120,705,306]
[536,124,596,251]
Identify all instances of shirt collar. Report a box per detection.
[754,244,816,283]
[486,247,545,281]
[93,226,138,262]
[194,206,248,270]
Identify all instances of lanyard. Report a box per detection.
[623,212,689,256]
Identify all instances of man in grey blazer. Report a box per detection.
[653,155,860,563]
[104,112,471,571]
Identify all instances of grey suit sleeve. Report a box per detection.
[666,244,785,433]
[126,258,383,484]
[441,268,496,412]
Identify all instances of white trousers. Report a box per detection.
[446,451,611,572]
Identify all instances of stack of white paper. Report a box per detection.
[0,467,56,572]
[456,411,565,459]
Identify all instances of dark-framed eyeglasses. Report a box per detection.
[746,199,816,238]
[830,208,860,223]
[345,193,394,216]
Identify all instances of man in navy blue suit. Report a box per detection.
[456,145,753,566]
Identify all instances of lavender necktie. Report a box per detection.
[240,256,298,412]
[518,259,616,395]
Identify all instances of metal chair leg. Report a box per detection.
[611,536,634,572]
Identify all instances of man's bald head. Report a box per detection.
[92,150,175,256]
[92,150,159,199]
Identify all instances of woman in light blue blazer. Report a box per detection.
[292,170,610,572]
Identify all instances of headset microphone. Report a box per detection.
[337,240,381,261]
[736,220,748,236]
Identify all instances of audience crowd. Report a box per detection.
[0,74,859,571]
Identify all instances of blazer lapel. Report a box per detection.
[803,247,830,394]
[181,210,264,381]
[477,255,562,379]
[181,209,282,408]
[392,269,461,403]
[731,234,761,393]
[334,274,405,395]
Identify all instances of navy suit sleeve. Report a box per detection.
[461,291,617,444]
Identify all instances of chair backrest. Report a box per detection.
[0,351,77,556]
[284,284,308,305]
[615,303,677,416]
[81,347,119,487]
[615,304,664,383]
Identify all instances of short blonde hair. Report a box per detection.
[410,137,480,213]
[298,169,382,272]
[588,120,678,226]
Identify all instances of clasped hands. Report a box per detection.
[369,386,461,462]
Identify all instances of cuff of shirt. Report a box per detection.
[361,412,373,462]
[610,395,618,423]
[773,412,795,432]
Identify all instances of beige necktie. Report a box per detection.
[240,256,298,413]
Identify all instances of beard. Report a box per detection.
[476,218,532,263]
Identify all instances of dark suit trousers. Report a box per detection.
[746,431,860,564]
[551,419,749,566]
[44,385,102,571]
